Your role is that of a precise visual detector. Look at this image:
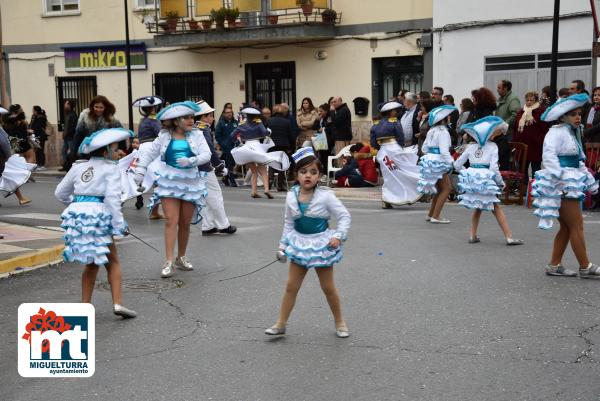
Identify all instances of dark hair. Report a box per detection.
[433,86,444,95]
[420,99,436,113]
[542,85,552,97]
[88,146,109,158]
[318,103,330,113]
[33,105,46,115]
[299,97,315,112]
[89,95,116,121]
[558,87,570,97]
[349,143,363,153]
[460,98,474,112]
[442,94,454,104]
[572,80,586,92]
[65,99,76,109]
[593,86,600,95]
[419,91,431,101]
[500,80,512,91]
[294,155,323,176]
[472,87,497,110]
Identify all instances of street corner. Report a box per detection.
[0,222,64,276]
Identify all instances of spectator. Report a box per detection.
[73,95,123,158]
[569,79,592,117]
[296,97,319,148]
[261,106,271,124]
[583,86,600,144]
[456,98,474,134]
[266,104,294,191]
[540,85,553,108]
[330,96,353,155]
[29,106,48,170]
[416,99,435,155]
[470,87,497,121]
[334,143,377,187]
[432,87,444,106]
[513,91,548,181]
[495,79,521,138]
[351,142,378,185]
[61,100,77,171]
[418,91,431,102]
[215,106,239,187]
[399,92,420,146]
[396,89,408,107]
[443,94,460,144]
[3,104,36,164]
[312,103,335,172]
[280,103,300,148]
[558,88,570,98]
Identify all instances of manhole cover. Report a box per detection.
[96,278,184,292]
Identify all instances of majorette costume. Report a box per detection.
[532,93,599,229]
[195,100,236,233]
[134,101,211,224]
[370,101,421,205]
[0,107,36,195]
[279,148,351,269]
[454,116,506,211]
[54,128,132,265]
[417,105,457,194]
[231,107,290,171]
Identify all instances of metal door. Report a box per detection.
[154,72,214,106]
[245,62,296,111]
[372,56,424,113]
[55,76,97,131]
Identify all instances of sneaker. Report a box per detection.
[218,226,237,234]
[430,217,451,224]
[175,256,194,271]
[161,261,174,278]
[579,263,600,279]
[506,238,524,246]
[545,263,577,277]
[468,236,481,244]
[202,227,218,236]
[113,304,137,318]
[265,326,286,335]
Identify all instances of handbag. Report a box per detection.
[312,129,328,151]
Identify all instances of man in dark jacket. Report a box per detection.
[215,107,238,186]
[330,96,352,156]
[266,104,294,191]
[61,100,78,171]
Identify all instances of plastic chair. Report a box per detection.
[326,144,353,186]
[585,142,600,170]
[500,142,528,205]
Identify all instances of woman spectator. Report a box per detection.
[312,103,335,172]
[296,97,319,148]
[456,98,474,136]
[583,86,600,144]
[29,106,48,170]
[513,91,548,181]
[416,99,435,156]
[73,95,123,158]
[61,100,78,171]
[540,86,553,108]
[3,104,36,164]
[266,104,294,191]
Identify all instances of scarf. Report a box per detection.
[517,102,540,133]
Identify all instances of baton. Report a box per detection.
[127,231,160,253]
[219,259,279,282]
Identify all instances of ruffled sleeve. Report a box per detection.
[54,165,78,204]
[488,142,504,187]
[541,128,562,180]
[438,128,454,165]
[279,191,295,247]
[104,165,127,236]
[136,133,163,169]
[453,144,473,172]
[326,191,351,241]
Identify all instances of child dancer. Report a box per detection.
[133,101,211,278]
[55,128,136,318]
[265,147,351,338]
[532,94,600,277]
[454,116,523,245]
[418,105,457,223]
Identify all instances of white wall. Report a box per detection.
[432,0,595,101]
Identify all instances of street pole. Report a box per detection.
[550,0,560,104]
[124,0,134,131]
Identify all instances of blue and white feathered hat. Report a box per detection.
[379,101,402,113]
[459,116,505,147]
[541,93,590,122]
[241,106,262,116]
[132,95,164,108]
[78,128,134,155]
[156,101,200,121]
[292,147,316,163]
[428,105,458,126]
[195,100,215,116]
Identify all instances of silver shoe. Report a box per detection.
[468,236,481,244]
[506,238,524,246]
[335,327,350,338]
[161,261,174,278]
[579,263,600,279]
[430,217,451,224]
[545,263,577,277]
[113,304,137,318]
[175,256,194,271]
[265,326,286,335]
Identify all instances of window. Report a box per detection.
[136,0,159,9]
[45,0,79,13]
[55,76,97,131]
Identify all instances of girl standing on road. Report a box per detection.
[133,101,211,279]
[454,116,523,245]
[418,105,457,223]
[265,147,351,338]
[531,94,600,278]
[55,128,136,318]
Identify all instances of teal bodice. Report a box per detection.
[428,147,440,154]
[165,139,194,169]
[558,155,581,168]
[471,163,490,169]
[294,202,329,235]
[73,195,104,203]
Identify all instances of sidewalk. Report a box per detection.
[31,167,67,178]
[331,186,381,201]
[0,222,64,276]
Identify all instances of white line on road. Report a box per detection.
[1,213,62,221]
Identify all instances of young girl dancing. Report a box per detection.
[265,147,351,338]
[454,116,523,245]
[532,94,600,277]
[55,128,136,318]
[418,105,458,223]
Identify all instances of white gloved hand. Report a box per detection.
[276,249,287,263]
[221,167,228,177]
[176,157,195,168]
[133,167,146,186]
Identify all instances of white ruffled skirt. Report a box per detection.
[231,138,290,171]
[377,143,422,205]
[532,167,599,229]
[119,149,162,203]
[281,229,343,269]
[456,168,502,212]
[148,164,208,224]
[0,154,35,195]
[417,155,452,195]
[61,202,118,266]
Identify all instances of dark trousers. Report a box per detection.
[268,145,291,189]
[62,139,73,170]
[35,139,46,167]
[526,160,542,182]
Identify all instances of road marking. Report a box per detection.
[2,213,62,221]
[584,221,600,224]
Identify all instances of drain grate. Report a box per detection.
[96,278,184,292]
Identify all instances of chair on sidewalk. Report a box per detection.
[500,142,528,205]
[326,144,353,187]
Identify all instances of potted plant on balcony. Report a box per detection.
[165,10,179,31]
[296,0,314,17]
[267,14,279,25]
[225,7,239,27]
[321,8,337,24]
[211,7,227,31]
[202,16,214,30]
[187,18,200,30]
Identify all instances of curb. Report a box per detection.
[0,245,64,275]
[32,171,66,178]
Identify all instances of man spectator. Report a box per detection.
[399,92,420,146]
[418,91,431,102]
[61,99,77,171]
[558,88,570,98]
[443,94,460,145]
[396,89,408,107]
[330,96,353,155]
[569,79,591,116]
[496,79,521,138]
[280,103,300,148]
[432,87,444,106]
[215,106,238,187]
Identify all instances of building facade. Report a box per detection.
[0,0,433,165]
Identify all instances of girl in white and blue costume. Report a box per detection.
[55,127,136,318]
[133,101,211,278]
[265,147,351,338]
[531,93,600,278]
[454,116,523,245]
[418,105,457,223]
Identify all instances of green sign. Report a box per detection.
[64,44,147,72]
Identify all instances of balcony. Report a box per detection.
[143,0,342,47]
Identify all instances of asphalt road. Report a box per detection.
[2,177,600,401]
